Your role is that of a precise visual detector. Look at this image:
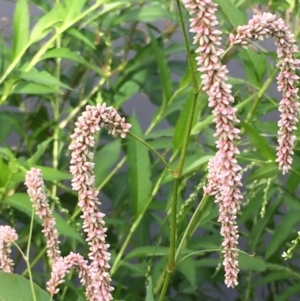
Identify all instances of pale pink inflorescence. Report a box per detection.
[25,168,61,263]
[69,103,131,300]
[47,252,94,299]
[0,225,18,273]
[230,12,300,174]
[25,168,103,301]
[182,0,243,288]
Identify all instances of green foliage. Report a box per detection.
[0,271,50,301]
[0,0,300,301]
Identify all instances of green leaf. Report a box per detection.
[257,271,295,286]
[30,5,64,42]
[247,163,278,182]
[241,122,276,160]
[124,246,193,261]
[3,193,83,243]
[41,48,104,76]
[149,30,172,108]
[0,271,50,301]
[214,0,247,28]
[163,154,212,183]
[145,277,155,301]
[238,253,266,272]
[27,138,53,166]
[173,91,193,151]
[94,140,121,188]
[0,111,26,142]
[12,0,29,60]
[19,69,70,89]
[177,256,196,288]
[277,284,300,301]
[114,69,148,106]
[0,158,10,188]
[67,28,95,49]
[125,246,169,260]
[127,113,152,217]
[36,166,72,181]
[63,0,87,23]
[14,82,58,94]
[266,210,300,259]
[116,3,175,24]
[245,48,267,85]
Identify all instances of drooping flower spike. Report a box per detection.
[47,253,94,298]
[0,225,18,273]
[182,0,243,288]
[69,103,131,300]
[25,168,61,263]
[230,12,300,174]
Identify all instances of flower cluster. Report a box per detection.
[182,0,243,288]
[47,252,93,297]
[0,225,18,273]
[25,168,61,263]
[230,12,300,174]
[69,103,131,300]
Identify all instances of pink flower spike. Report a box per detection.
[182,0,243,287]
[24,168,61,263]
[47,252,94,300]
[0,225,18,273]
[231,12,300,174]
[69,104,130,300]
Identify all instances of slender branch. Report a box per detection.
[158,1,200,300]
[128,132,173,173]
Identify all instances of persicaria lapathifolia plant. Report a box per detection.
[182,0,299,288]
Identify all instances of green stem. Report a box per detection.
[22,246,47,277]
[158,1,199,300]
[14,237,37,301]
[51,19,62,201]
[110,155,177,276]
[128,132,173,173]
[175,195,209,260]
[58,77,106,129]
[245,67,278,123]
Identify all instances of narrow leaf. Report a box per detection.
[27,138,53,166]
[67,28,95,49]
[19,69,70,89]
[13,0,29,60]
[30,5,64,43]
[14,82,59,94]
[63,0,87,23]
[127,113,152,217]
[214,0,247,28]
[94,140,121,187]
[173,91,193,151]
[41,48,104,76]
[149,30,172,108]
[247,163,278,182]
[242,121,276,160]
[36,166,72,181]
[239,253,266,272]
[145,277,155,301]
[266,210,300,259]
